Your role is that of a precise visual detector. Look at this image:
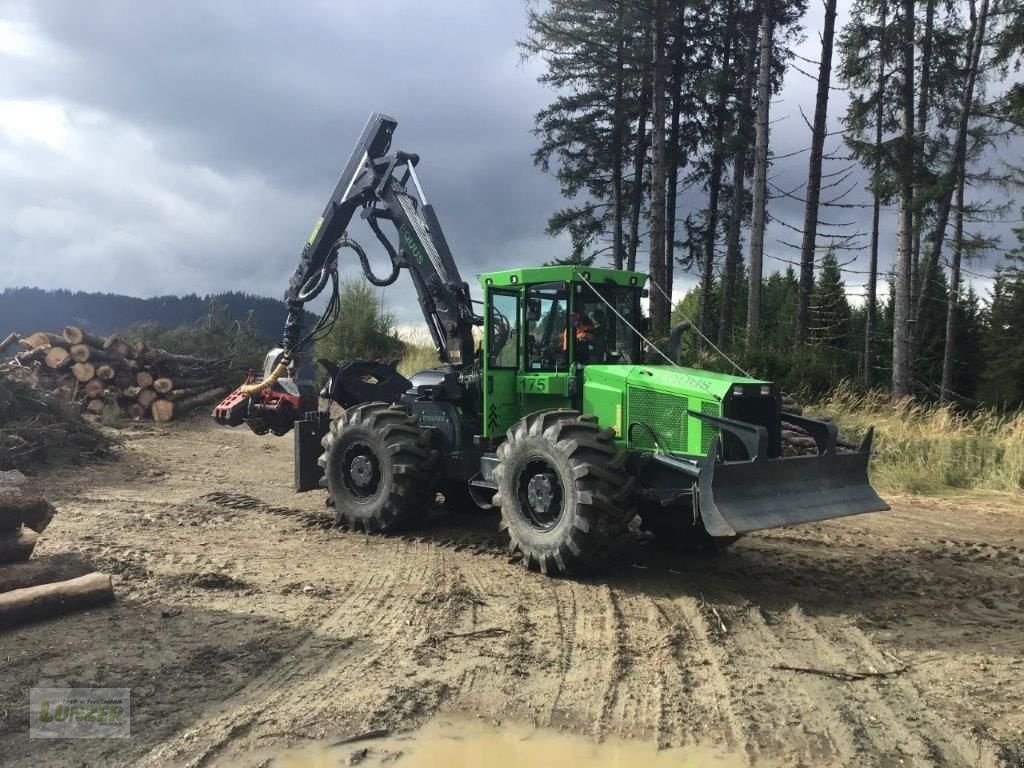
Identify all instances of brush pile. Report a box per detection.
[1,328,230,424]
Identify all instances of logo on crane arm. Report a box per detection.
[400,225,425,265]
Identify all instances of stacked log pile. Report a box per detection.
[0,482,114,629]
[2,327,230,422]
[780,395,858,456]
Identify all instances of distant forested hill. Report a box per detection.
[0,287,303,342]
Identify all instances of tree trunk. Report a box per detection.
[24,332,67,350]
[611,2,626,270]
[0,553,93,594]
[892,0,916,398]
[746,0,774,343]
[627,83,650,273]
[864,2,887,384]
[173,387,230,414]
[127,403,146,421]
[62,326,106,348]
[0,528,38,564]
[136,371,155,389]
[71,362,96,383]
[86,399,105,415]
[649,0,669,338]
[911,0,937,299]
[137,388,158,408]
[153,377,174,394]
[719,11,755,351]
[151,399,174,423]
[664,32,684,319]
[96,364,117,381]
[69,344,113,364]
[913,0,988,330]
[796,0,838,344]
[15,345,50,365]
[83,378,105,399]
[940,170,966,404]
[0,572,114,630]
[45,347,72,370]
[103,335,132,358]
[0,496,55,533]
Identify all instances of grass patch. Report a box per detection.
[808,382,1024,496]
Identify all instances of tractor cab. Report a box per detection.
[479,265,646,438]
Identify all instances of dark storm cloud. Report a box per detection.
[1,0,1016,327]
[0,0,569,321]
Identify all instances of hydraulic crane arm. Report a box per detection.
[282,112,480,367]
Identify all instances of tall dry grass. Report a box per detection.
[809,382,1024,496]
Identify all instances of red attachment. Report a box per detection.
[212,370,308,429]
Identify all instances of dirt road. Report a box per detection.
[1,419,1022,766]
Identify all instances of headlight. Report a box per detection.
[731,385,744,397]
[760,385,771,396]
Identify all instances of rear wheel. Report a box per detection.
[493,410,636,576]
[319,402,437,532]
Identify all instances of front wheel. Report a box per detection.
[319,402,437,532]
[493,410,636,576]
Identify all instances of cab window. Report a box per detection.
[525,283,569,371]
[488,290,519,369]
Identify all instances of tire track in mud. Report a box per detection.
[144,538,451,767]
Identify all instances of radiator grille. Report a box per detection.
[700,400,720,454]
[627,387,688,453]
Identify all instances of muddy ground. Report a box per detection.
[0,418,1022,767]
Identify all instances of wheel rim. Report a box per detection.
[341,441,382,501]
[515,456,565,531]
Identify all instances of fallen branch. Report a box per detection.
[330,728,390,747]
[771,662,910,681]
[440,627,509,640]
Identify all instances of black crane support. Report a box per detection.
[281,112,479,368]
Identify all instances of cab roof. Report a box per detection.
[479,265,648,290]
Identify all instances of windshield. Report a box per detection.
[573,282,642,365]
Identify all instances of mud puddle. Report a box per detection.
[271,715,751,767]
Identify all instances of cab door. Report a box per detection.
[518,282,573,414]
[482,288,521,438]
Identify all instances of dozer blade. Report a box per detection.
[696,438,889,538]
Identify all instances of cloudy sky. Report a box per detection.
[0,0,1016,324]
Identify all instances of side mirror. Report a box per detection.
[527,298,542,321]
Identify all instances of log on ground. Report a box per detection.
[174,387,230,414]
[84,378,105,399]
[137,388,158,408]
[71,362,96,383]
[103,335,132,358]
[136,371,154,389]
[23,332,67,350]
[45,347,72,370]
[0,528,38,564]
[152,377,174,394]
[127,403,145,420]
[0,572,114,630]
[0,496,56,532]
[86,399,105,415]
[63,326,106,349]
[96,364,117,381]
[151,399,174,423]
[70,344,112,364]
[0,553,94,594]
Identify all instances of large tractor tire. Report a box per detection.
[319,402,437,533]
[493,410,636,576]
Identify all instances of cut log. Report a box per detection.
[151,399,174,423]
[0,332,19,356]
[86,399,105,415]
[0,554,93,594]
[123,385,142,399]
[137,387,158,408]
[24,332,67,349]
[152,378,174,394]
[165,376,216,390]
[167,384,219,401]
[136,371,154,389]
[70,344,112,364]
[63,325,106,348]
[96,363,117,381]
[83,379,105,399]
[71,362,96,383]
[139,348,209,367]
[0,496,56,533]
[133,339,147,356]
[174,387,230,414]
[104,335,132,358]
[44,346,72,370]
[0,528,38,564]
[127,403,145,420]
[0,572,114,629]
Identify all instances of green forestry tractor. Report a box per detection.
[214,113,887,576]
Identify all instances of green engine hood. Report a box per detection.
[585,363,767,402]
